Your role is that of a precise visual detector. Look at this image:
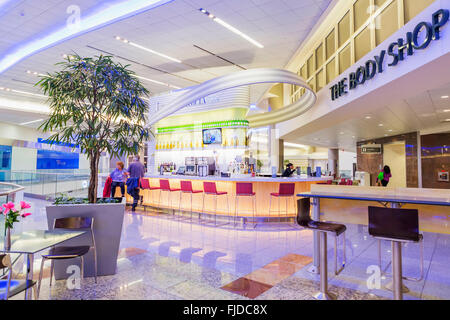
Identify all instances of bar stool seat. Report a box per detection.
[305,220,346,236]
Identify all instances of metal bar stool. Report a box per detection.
[140,178,160,210]
[202,181,229,226]
[235,182,257,228]
[37,217,97,299]
[1,254,37,300]
[159,179,180,217]
[179,181,203,221]
[297,198,346,300]
[368,206,423,300]
[269,183,296,223]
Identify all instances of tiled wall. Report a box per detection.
[421,133,450,189]
[356,132,418,187]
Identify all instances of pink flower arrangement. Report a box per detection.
[2,201,32,235]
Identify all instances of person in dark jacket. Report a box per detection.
[282,163,296,177]
[127,155,145,211]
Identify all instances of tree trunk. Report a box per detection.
[88,152,100,203]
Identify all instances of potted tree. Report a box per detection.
[37,54,150,278]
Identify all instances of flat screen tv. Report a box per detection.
[202,128,222,145]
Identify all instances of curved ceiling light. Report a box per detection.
[147,68,316,128]
[0,0,174,74]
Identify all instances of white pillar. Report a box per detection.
[328,148,339,177]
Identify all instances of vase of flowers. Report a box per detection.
[1,201,32,251]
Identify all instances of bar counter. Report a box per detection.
[136,174,330,218]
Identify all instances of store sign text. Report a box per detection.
[330,9,449,101]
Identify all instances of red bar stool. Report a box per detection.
[202,181,229,226]
[235,182,256,228]
[269,183,295,223]
[179,181,203,221]
[140,178,160,209]
[159,179,180,217]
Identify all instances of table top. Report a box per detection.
[297,192,450,206]
[0,230,86,254]
[145,174,331,183]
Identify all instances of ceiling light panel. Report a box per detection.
[115,36,182,63]
[0,0,174,74]
[198,8,264,49]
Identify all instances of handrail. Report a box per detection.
[0,182,25,197]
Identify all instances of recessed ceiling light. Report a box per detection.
[116,36,182,63]
[441,95,449,99]
[443,109,450,113]
[20,118,45,126]
[365,116,372,119]
[388,129,393,132]
[378,124,384,127]
[0,86,47,98]
[444,119,450,122]
[26,70,45,77]
[0,0,174,74]
[340,132,344,135]
[135,75,181,89]
[198,8,264,48]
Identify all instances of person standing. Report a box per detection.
[110,161,126,198]
[126,155,145,211]
[376,165,392,187]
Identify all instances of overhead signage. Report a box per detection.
[330,9,449,101]
[361,144,382,154]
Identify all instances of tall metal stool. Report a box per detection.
[269,183,295,223]
[37,217,97,298]
[297,198,346,300]
[140,178,160,209]
[235,182,257,228]
[159,179,180,217]
[179,180,203,221]
[368,206,423,300]
[202,181,229,226]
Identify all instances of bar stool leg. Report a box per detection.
[392,241,403,300]
[278,197,281,223]
[285,197,288,224]
[314,232,336,300]
[190,193,193,222]
[178,192,183,220]
[235,197,239,227]
[201,193,205,222]
[252,195,256,228]
[214,194,218,226]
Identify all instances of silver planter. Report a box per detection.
[4,227,11,251]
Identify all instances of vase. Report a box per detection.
[4,227,11,251]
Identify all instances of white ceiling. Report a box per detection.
[289,82,450,152]
[0,0,332,113]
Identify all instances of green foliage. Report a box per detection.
[37,54,150,158]
[53,194,121,205]
[37,54,151,203]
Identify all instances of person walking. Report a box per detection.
[376,165,392,187]
[126,155,145,211]
[110,161,126,198]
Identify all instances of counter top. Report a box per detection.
[144,174,331,183]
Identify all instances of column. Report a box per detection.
[328,148,339,177]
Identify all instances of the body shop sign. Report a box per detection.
[330,9,449,101]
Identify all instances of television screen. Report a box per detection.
[203,128,222,145]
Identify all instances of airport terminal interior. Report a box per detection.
[0,0,450,302]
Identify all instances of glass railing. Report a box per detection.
[0,170,109,199]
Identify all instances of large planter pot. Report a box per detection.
[45,199,125,280]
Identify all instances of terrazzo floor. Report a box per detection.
[7,198,450,300]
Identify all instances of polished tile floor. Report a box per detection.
[8,198,450,300]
